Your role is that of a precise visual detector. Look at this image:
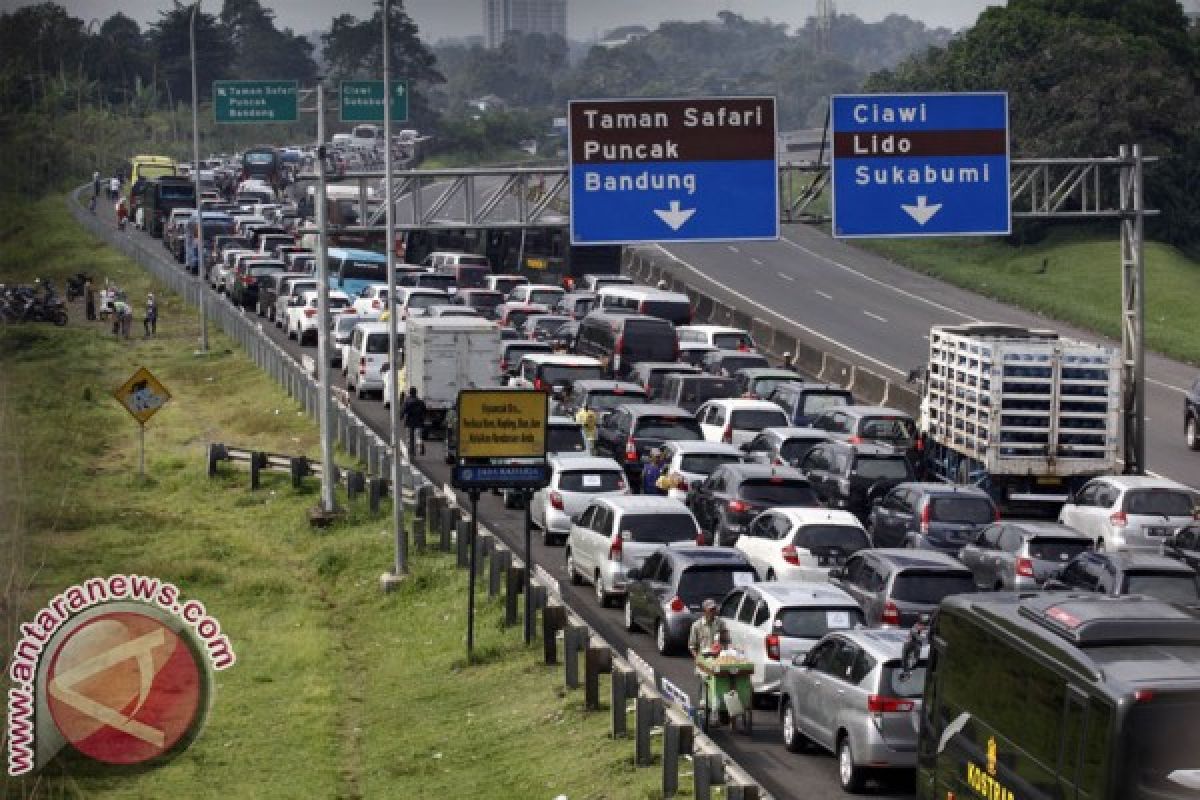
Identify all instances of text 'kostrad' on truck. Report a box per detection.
[916,323,1121,511]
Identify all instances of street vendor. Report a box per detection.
[688,598,731,660]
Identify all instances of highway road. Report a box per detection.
[104,202,907,800]
[653,224,1198,491]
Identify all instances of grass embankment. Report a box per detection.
[0,196,660,799]
[780,183,1200,365]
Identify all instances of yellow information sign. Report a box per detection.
[113,366,172,425]
[457,389,547,460]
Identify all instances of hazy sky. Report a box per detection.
[2,1,1004,40]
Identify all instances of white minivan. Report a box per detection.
[344,321,391,398]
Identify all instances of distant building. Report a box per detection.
[597,25,649,48]
[484,0,567,49]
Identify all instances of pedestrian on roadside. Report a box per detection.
[121,301,133,339]
[116,198,128,231]
[143,293,158,337]
[84,277,96,321]
[642,448,667,495]
[109,176,119,202]
[92,171,101,197]
[111,297,127,336]
[401,387,428,456]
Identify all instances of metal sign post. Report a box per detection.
[523,491,534,644]
[189,3,207,355]
[113,367,171,481]
[314,83,337,516]
[467,489,480,661]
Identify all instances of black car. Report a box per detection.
[797,441,914,520]
[1047,551,1200,607]
[623,546,757,656]
[573,312,680,379]
[659,373,740,414]
[687,463,821,546]
[1163,523,1200,571]
[452,288,504,319]
[593,403,704,484]
[701,349,770,378]
[498,339,553,380]
[1186,375,1200,450]
[830,549,976,627]
[552,379,648,418]
[867,482,999,554]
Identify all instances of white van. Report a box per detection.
[345,321,391,399]
[349,124,384,152]
[596,286,693,326]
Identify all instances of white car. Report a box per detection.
[485,274,528,295]
[275,276,319,328]
[565,495,702,607]
[214,248,256,291]
[1058,475,1199,552]
[695,398,789,446]
[344,321,390,398]
[736,507,872,582]
[351,283,390,317]
[391,287,448,320]
[507,283,565,309]
[658,441,744,503]
[716,582,865,695]
[500,417,592,509]
[676,325,757,352]
[529,456,629,545]
[286,289,351,345]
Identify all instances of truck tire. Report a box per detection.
[1188,415,1200,451]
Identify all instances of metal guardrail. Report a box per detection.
[66,186,772,800]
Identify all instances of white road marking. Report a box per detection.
[1148,377,1188,395]
[727,245,739,253]
[814,290,833,301]
[863,310,888,323]
[655,244,906,377]
[751,258,764,266]
[777,272,795,282]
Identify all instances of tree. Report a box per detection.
[219,0,317,84]
[0,3,88,110]
[93,13,149,108]
[147,1,235,107]
[320,2,443,128]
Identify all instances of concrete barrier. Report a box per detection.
[750,318,776,356]
[711,301,733,327]
[731,310,752,333]
[820,353,855,387]
[888,383,922,417]
[694,294,714,323]
[791,339,825,377]
[854,368,890,405]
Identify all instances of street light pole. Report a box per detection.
[315,83,337,516]
[190,2,209,354]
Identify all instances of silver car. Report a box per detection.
[959,520,1093,590]
[779,628,926,792]
[1058,475,1199,552]
[529,456,629,545]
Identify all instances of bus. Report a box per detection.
[915,592,1200,800]
[326,247,387,297]
[241,147,282,189]
[135,176,196,238]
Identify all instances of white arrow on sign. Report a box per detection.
[901,195,943,226]
[653,200,696,231]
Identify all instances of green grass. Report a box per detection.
[0,195,663,800]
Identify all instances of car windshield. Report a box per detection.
[622,320,678,361]
[546,426,588,454]
[534,318,570,334]
[679,453,741,474]
[335,317,362,334]
[634,417,704,441]
[621,514,697,543]
[1028,537,1091,562]
[1122,573,1200,604]
[929,496,995,524]
[640,300,690,323]
[853,456,913,481]
[365,334,388,354]
[558,471,625,492]
[713,332,754,350]
[408,294,444,310]
[739,480,819,506]
[773,607,865,639]
[328,296,350,310]
[890,571,976,604]
[677,567,756,604]
[730,409,789,430]
[881,661,928,699]
[417,275,456,291]
[751,377,796,397]
[1123,489,1196,517]
[342,260,386,281]
[793,525,871,553]
[586,391,647,412]
[457,266,489,288]
[779,437,826,465]
[529,290,563,306]
[1120,689,1200,798]
[466,291,503,309]
[679,379,739,404]
[802,392,851,415]
[860,416,917,442]
[542,365,605,385]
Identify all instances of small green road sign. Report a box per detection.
[340,80,409,123]
[213,80,298,123]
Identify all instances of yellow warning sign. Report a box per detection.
[113,366,172,425]
[457,389,547,460]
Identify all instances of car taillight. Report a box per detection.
[695,531,706,545]
[994,506,1002,522]
[781,544,800,566]
[882,600,900,627]
[608,534,623,561]
[722,426,733,443]
[304,308,317,318]
[500,359,509,372]
[1110,511,1128,528]
[920,503,931,535]
[615,335,624,355]
[668,595,685,613]
[549,491,564,511]
[534,378,544,391]
[242,275,255,285]
[848,435,863,444]
[765,634,781,661]
[1015,557,1034,578]
[675,478,688,491]
[867,695,914,713]
[358,357,366,376]
[624,437,638,462]
[728,499,749,514]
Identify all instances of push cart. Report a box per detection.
[695,654,754,734]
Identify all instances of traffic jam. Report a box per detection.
[123,143,1200,800]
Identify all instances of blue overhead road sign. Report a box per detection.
[568,97,779,245]
[830,92,1010,238]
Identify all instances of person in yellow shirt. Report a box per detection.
[575,404,597,442]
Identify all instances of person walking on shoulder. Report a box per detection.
[143,293,158,337]
[400,387,427,456]
[84,277,96,321]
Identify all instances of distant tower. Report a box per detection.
[484,0,567,49]
[815,0,835,53]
